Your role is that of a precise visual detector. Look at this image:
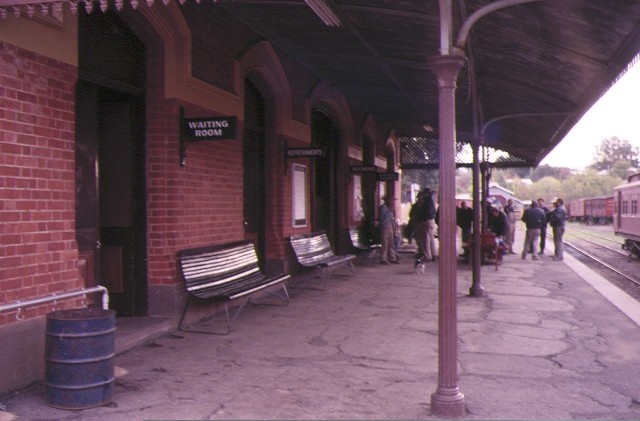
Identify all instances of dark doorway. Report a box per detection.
[362,136,376,224]
[311,110,339,245]
[75,10,147,316]
[243,80,266,266]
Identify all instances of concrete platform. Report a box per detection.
[3,248,640,420]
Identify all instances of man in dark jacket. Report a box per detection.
[521,200,546,260]
[456,201,473,258]
[537,198,550,255]
[409,187,437,264]
[549,198,567,261]
[489,206,507,238]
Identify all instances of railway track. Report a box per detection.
[564,230,627,256]
[559,225,640,298]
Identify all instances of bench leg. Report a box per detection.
[226,301,247,331]
[248,283,290,306]
[178,297,234,336]
[290,268,327,291]
[347,261,356,273]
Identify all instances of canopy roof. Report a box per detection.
[3,0,640,167]
[221,0,640,166]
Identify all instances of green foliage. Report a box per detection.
[560,169,623,201]
[531,164,572,181]
[592,136,639,170]
[610,160,633,180]
[401,169,439,195]
[508,177,532,201]
[529,176,563,202]
[455,169,472,194]
[449,166,625,204]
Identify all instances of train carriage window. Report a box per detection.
[623,201,629,214]
[632,200,637,215]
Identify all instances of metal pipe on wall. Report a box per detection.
[0,285,110,315]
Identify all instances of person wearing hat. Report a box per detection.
[408,187,436,265]
[378,195,399,264]
[521,199,546,260]
[503,198,517,254]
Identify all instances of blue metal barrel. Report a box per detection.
[45,308,116,409]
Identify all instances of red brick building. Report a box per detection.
[0,4,401,393]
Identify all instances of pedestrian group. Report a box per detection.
[377,188,567,267]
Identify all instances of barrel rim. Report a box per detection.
[47,308,115,321]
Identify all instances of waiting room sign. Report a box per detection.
[179,107,237,166]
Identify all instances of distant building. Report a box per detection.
[487,182,524,211]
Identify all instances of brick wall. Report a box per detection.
[0,42,79,326]
[144,45,244,288]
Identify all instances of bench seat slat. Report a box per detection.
[189,272,290,301]
[290,231,356,281]
[178,240,290,333]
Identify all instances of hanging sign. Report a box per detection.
[286,148,325,158]
[283,139,326,174]
[350,165,377,173]
[376,172,399,181]
[179,107,239,166]
[181,116,237,141]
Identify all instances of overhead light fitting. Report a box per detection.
[304,0,342,27]
[422,123,434,132]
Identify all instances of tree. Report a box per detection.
[592,136,639,171]
[401,169,439,199]
[561,169,623,202]
[531,164,570,181]
[530,176,563,203]
[610,160,633,180]
[509,177,533,202]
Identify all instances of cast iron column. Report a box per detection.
[469,140,484,296]
[427,54,466,418]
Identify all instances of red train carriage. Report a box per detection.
[614,173,640,258]
[584,196,614,225]
[567,198,585,222]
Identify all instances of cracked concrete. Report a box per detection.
[3,250,640,420]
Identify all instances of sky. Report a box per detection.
[540,61,640,170]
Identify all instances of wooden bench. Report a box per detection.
[178,240,290,335]
[349,227,381,262]
[290,230,356,285]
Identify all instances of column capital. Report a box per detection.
[427,55,467,86]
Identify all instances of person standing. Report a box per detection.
[378,195,399,264]
[504,199,517,254]
[456,201,473,257]
[549,198,567,261]
[537,198,550,255]
[409,190,428,265]
[521,200,546,260]
[423,188,437,261]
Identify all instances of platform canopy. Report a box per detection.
[4,0,640,167]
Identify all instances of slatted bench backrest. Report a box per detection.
[349,229,364,249]
[349,228,379,250]
[290,231,336,266]
[179,240,262,301]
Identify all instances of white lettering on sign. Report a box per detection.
[194,129,223,137]
[187,120,230,129]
